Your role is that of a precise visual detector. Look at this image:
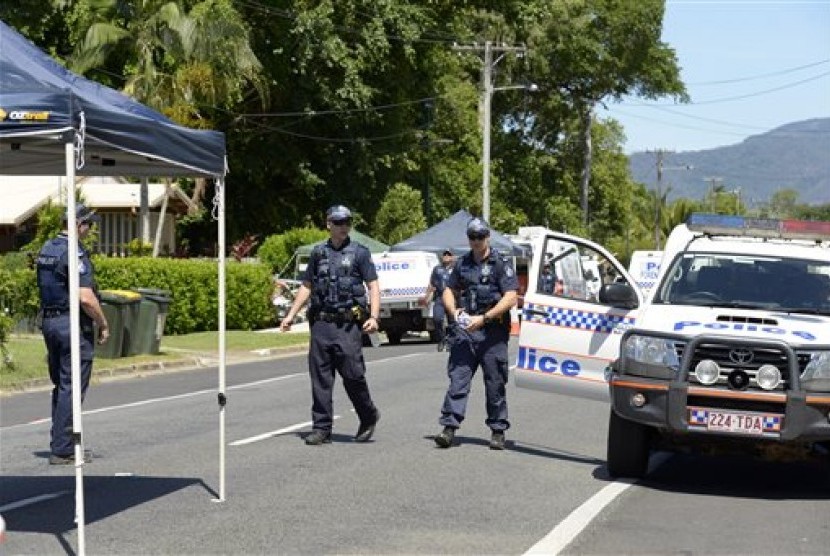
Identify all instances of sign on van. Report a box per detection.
[628,250,663,297]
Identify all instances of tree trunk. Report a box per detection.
[580,104,593,229]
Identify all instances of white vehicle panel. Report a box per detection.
[516,231,644,402]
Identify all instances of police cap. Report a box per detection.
[466,217,490,238]
[326,205,352,221]
[64,204,101,224]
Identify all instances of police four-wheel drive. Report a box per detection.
[515,214,830,478]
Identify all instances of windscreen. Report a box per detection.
[654,253,830,314]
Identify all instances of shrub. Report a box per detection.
[257,227,327,275]
[94,257,273,334]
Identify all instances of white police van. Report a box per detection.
[372,250,440,345]
[516,214,830,478]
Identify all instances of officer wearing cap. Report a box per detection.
[36,204,110,465]
[434,217,518,450]
[280,205,381,445]
[421,248,455,351]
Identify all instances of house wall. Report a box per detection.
[97,211,176,256]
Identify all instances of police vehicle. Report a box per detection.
[372,250,440,345]
[516,214,830,478]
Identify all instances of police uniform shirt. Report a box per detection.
[302,237,377,306]
[448,250,519,313]
[430,264,452,296]
[37,233,95,311]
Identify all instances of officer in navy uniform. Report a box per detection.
[280,205,381,445]
[434,217,518,450]
[421,248,454,351]
[36,204,110,465]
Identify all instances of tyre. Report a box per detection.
[606,409,651,479]
[386,330,403,345]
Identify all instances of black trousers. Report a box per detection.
[308,320,377,432]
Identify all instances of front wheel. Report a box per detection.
[607,410,651,479]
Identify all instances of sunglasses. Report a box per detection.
[467,233,488,241]
[330,219,352,226]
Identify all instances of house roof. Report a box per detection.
[0,175,195,225]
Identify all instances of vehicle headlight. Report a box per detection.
[756,364,782,390]
[624,335,680,368]
[801,351,830,380]
[694,359,720,385]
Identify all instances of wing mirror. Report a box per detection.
[599,283,638,309]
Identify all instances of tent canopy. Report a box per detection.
[295,230,389,255]
[391,209,529,257]
[0,20,225,177]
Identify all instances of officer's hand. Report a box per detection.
[418,296,428,307]
[280,316,293,332]
[466,315,486,332]
[98,325,110,345]
[362,316,379,333]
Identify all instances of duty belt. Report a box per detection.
[318,312,356,323]
[42,308,69,318]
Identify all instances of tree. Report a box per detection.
[373,183,427,245]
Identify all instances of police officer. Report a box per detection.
[36,204,110,465]
[434,217,518,450]
[280,205,381,445]
[421,248,454,351]
[540,260,563,295]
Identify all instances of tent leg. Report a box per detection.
[65,139,87,555]
[215,177,227,503]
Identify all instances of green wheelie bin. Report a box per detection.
[132,288,172,355]
[98,290,142,358]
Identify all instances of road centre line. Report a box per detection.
[1,353,422,432]
[0,491,69,513]
[229,417,341,446]
[523,453,670,555]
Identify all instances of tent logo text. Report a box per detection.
[2,109,50,121]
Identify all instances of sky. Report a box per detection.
[598,0,830,154]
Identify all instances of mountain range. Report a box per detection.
[627,118,830,206]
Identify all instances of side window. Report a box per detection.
[538,237,630,303]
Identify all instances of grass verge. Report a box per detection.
[1,330,309,391]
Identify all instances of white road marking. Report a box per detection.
[0,491,69,512]
[230,417,340,446]
[3,354,424,432]
[524,453,670,555]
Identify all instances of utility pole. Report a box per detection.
[704,176,723,212]
[453,41,528,223]
[648,149,692,250]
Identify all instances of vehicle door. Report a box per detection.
[516,232,644,401]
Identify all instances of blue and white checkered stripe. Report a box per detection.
[524,303,635,334]
[763,415,781,431]
[381,286,427,297]
[689,408,708,425]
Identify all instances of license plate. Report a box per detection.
[688,407,782,436]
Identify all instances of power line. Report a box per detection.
[687,59,830,86]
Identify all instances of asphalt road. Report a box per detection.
[1,338,828,555]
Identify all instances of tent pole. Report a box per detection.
[65,139,87,556]
[215,177,227,502]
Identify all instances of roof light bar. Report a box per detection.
[687,213,830,241]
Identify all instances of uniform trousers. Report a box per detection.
[42,314,94,456]
[308,319,378,433]
[432,297,447,343]
[439,323,510,431]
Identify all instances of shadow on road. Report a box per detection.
[1,474,213,538]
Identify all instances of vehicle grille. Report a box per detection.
[674,341,808,392]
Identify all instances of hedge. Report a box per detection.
[0,257,274,336]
